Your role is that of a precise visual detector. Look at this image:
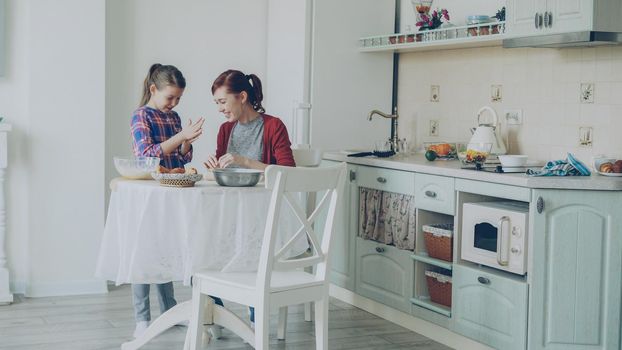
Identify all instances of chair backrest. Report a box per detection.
[256,163,347,290]
[292,148,323,167]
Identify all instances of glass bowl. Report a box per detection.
[458,143,492,166]
[114,156,160,179]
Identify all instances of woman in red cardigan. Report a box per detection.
[204,69,295,170]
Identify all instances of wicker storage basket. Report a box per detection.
[422,223,454,262]
[425,270,452,307]
[151,173,203,188]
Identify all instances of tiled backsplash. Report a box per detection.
[398,46,622,164]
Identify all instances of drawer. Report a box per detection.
[453,264,528,350]
[414,173,455,215]
[356,165,415,195]
[355,237,414,313]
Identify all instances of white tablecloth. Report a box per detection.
[95,179,307,285]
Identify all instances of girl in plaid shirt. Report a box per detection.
[129,64,203,338]
[131,64,204,169]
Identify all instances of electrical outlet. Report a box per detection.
[430,85,440,102]
[491,85,502,102]
[580,83,594,103]
[505,109,523,125]
[579,126,593,147]
[429,120,439,136]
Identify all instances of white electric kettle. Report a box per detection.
[469,106,507,155]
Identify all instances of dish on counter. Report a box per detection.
[498,155,528,167]
[593,158,622,177]
[423,142,457,160]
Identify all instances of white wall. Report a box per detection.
[106,0,269,192]
[0,0,107,297]
[398,46,622,164]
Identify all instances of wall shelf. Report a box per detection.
[360,21,505,53]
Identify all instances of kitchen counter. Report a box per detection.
[323,152,622,191]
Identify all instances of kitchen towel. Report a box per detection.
[527,153,591,176]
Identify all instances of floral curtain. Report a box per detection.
[359,187,415,250]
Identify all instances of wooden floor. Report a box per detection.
[0,283,453,350]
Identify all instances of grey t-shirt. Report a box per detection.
[226,116,264,168]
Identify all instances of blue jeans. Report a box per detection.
[132,282,177,322]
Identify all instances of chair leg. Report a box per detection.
[254,305,270,350]
[188,283,207,350]
[314,299,328,350]
[277,306,288,340]
[304,302,313,321]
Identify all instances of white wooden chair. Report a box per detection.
[187,163,346,350]
[292,147,323,324]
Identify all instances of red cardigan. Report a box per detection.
[216,114,296,167]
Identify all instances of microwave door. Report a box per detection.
[473,221,498,253]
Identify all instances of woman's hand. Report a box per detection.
[204,154,220,169]
[181,117,205,143]
[218,153,246,168]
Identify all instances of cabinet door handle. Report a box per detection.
[543,11,549,27]
[424,190,437,198]
[375,247,385,253]
[349,170,356,182]
[376,177,387,183]
[477,276,490,285]
[547,12,553,28]
[537,197,544,214]
[535,13,540,29]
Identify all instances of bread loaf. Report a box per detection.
[600,162,614,173]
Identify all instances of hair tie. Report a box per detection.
[246,75,253,86]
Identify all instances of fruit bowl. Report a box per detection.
[458,143,492,166]
[423,142,457,159]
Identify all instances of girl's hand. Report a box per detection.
[204,154,220,169]
[181,117,205,142]
[218,153,246,168]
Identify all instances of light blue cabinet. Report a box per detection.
[319,160,356,291]
[355,237,414,313]
[453,264,528,350]
[529,190,622,350]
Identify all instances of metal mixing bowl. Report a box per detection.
[212,168,263,187]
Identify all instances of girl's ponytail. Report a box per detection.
[139,63,185,107]
[247,74,265,113]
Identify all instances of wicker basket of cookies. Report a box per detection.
[151,166,202,187]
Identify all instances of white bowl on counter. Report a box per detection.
[498,155,528,167]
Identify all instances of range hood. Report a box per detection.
[503,31,622,48]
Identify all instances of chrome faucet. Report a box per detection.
[368,108,399,152]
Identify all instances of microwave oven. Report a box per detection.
[461,201,529,275]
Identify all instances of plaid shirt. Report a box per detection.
[130,106,192,169]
